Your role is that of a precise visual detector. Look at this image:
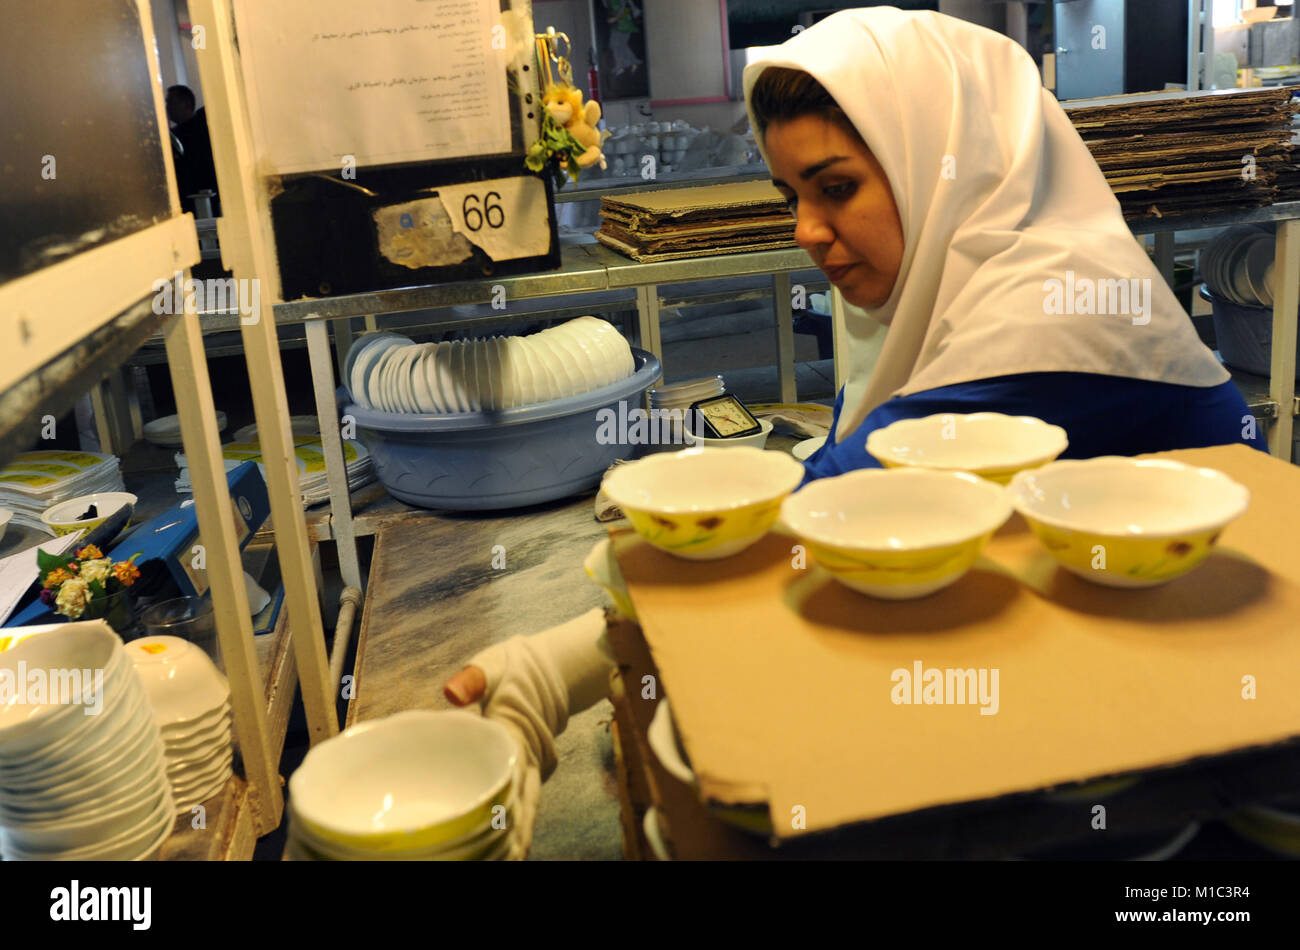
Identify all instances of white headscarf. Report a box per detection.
[743,7,1228,442]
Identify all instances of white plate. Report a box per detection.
[448,340,472,412]
[522,336,559,402]
[353,337,402,410]
[430,342,454,413]
[370,346,395,412]
[557,321,603,388]
[1244,235,1273,307]
[392,345,415,412]
[473,339,492,411]
[792,436,827,461]
[553,325,595,391]
[537,334,578,398]
[409,345,434,412]
[486,337,505,410]
[421,343,445,414]
[497,337,522,408]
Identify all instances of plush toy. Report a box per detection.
[541,83,608,171]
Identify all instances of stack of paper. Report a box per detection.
[0,450,125,532]
[174,437,374,509]
[1065,87,1300,219]
[596,180,797,262]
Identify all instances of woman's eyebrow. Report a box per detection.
[771,155,851,189]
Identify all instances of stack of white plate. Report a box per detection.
[1202,225,1275,307]
[125,636,233,815]
[344,316,635,413]
[142,412,228,448]
[0,451,125,533]
[0,623,175,860]
[647,376,725,412]
[172,436,374,508]
[287,710,520,861]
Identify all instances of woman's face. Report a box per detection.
[764,115,904,311]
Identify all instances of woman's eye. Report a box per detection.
[824,182,855,200]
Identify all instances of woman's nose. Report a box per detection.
[793,210,833,251]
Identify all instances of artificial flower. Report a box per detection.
[44,567,74,588]
[79,558,113,586]
[75,544,104,560]
[112,561,141,587]
[54,577,92,619]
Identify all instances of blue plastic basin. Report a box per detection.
[341,349,661,510]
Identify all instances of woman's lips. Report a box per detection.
[824,263,858,282]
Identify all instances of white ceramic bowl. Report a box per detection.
[1007,457,1250,588]
[1,775,167,852]
[0,668,141,778]
[165,712,231,753]
[126,635,230,727]
[781,468,1013,599]
[39,492,138,537]
[289,710,518,852]
[2,786,175,861]
[0,624,125,759]
[0,689,153,792]
[866,413,1068,484]
[0,736,166,823]
[160,703,231,743]
[289,772,518,861]
[685,417,773,450]
[601,447,805,560]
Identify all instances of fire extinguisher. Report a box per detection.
[588,48,601,106]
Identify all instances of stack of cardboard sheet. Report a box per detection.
[595,180,797,262]
[1064,87,1300,220]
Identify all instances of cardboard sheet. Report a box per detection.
[1062,87,1299,219]
[610,445,1300,840]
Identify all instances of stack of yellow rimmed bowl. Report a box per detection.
[287,710,520,861]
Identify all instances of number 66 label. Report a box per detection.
[435,175,550,262]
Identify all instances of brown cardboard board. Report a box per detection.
[594,228,797,263]
[609,445,1300,840]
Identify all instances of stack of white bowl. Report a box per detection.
[1202,224,1275,307]
[287,710,520,861]
[126,636,233,814]
[0,623,175,861]
[345,316,635,413]
[647,376,725,414]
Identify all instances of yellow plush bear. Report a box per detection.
[542,83,608,170]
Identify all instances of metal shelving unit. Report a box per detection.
[1,0,317,858]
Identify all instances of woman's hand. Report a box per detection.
[443,666,487,706]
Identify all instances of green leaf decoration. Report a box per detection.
[36,548,71,576]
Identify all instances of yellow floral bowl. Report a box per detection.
[1007,457,1250,588]
[781,468,1013,599]
[866,413,1068,484]
[601,446,805,560]
[39,492,137,538]
[287,710,517,854]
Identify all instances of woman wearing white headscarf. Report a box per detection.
[436,7,1262,853]
[745,6,1260,480]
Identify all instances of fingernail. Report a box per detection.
[445,682,467,704]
